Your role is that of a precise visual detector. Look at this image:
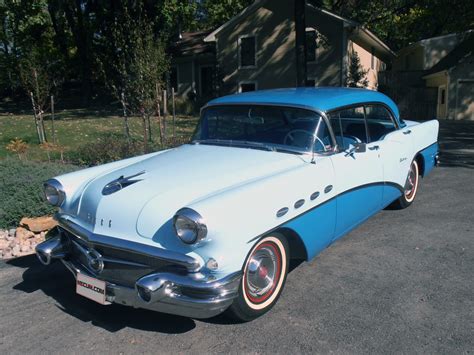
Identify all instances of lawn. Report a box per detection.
[0,108,199,162]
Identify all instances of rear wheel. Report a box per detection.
[391,159,420,209]
[226,234,289,322]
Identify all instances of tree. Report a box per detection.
[97,2,169,151]
[345,51,368,88]
[200,0,253,29]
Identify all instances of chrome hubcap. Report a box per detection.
[245,244,279,300]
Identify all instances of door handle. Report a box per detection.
[403,130,412,135]
[368,145,380,151]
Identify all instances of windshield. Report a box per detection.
[192,105,332,154]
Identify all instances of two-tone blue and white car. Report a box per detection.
[36,88,439,322]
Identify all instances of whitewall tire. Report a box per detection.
[226,233,289,322]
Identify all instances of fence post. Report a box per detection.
[172,87,176,139]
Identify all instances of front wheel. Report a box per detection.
[226,234,289,322]
[391,159,420,209]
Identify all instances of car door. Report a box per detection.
[364,104,413,206]
[328,105,383,241]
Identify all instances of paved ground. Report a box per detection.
[1,121,473,354]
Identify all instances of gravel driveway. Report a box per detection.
[0,120,473,354]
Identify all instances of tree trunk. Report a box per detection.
[172,87,176,139]
[51,95,56,144]
[120,92,131,142]
[155,83,164,146]
[33,69,47,143]
[30,92,43,144]
[295,0,307,87]
[163,89,168,143]
[142,113,148,153]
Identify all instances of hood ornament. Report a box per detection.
[102,171,145,195]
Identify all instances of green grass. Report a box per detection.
[0,109,199,162]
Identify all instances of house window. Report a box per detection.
[170,66,178,92]
[370,47,375,70]
[200,66,214,97]
[440,88,446,104]
[239,82,257,93]
[306,30,317,62]
[239,36,256,68]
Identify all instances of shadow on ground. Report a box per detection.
[8,255,197,334]
[438,120,474,168]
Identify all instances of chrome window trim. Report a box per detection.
[198,102,338,156]
[326,101,400,151]
[326,101,400,130]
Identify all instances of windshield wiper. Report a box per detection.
[191,139,274,152]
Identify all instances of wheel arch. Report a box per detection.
[273,227,308,261]
[415,153,425,177]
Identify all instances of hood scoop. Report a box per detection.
[102,171,145,196]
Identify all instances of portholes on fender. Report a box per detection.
[310,191,320,200]
[294,199,305,209]
[276,207,289,218]
[324,185,333,194]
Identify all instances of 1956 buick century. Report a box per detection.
[36,88,439,321]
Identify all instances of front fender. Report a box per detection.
[186,157,336,273]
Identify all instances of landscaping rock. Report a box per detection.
[1,215,52,260]
[20,216,57,233]
[0,240,9,250]
[15,227,35,241]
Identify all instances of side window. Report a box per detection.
[365,105,396,141]
[329,106,368,150]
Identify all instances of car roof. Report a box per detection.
[207,87,400,120]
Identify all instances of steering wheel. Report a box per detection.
[284,129,327,152]
[344,135,362,144]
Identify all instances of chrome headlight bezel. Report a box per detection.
[172,208,207,244]
[43,179,66,207]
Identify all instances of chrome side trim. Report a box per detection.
[55,213,202,272]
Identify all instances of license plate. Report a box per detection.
[76,273,109,305]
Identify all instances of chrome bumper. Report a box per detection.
[35,220,242,319]
[60,257,241,319]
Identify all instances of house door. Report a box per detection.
[437,85,447,119]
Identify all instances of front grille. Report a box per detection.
[60,227,181,287]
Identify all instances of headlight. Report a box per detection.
[173,208,207,244]
[43,179,66,207]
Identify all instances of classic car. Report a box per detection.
[36,88,439,322]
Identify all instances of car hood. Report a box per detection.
[62,144,305,242]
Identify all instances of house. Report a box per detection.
[380,31,474,120]
[169,0,394,102]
